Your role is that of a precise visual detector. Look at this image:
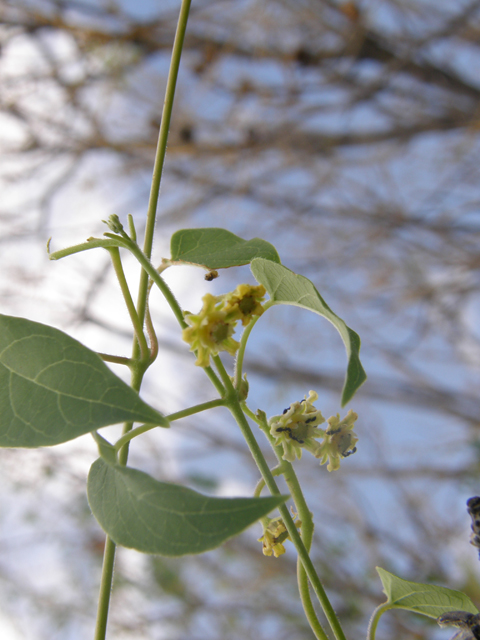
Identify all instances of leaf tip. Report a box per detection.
[340,360,367,407]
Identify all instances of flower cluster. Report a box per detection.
[182,284,266,367]
[258,518,289,557]
[269,390,359,471]
[258,515,301,558]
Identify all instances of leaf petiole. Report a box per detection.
[97,353,133,367]
[367,604,390,640]
[216,361,348,640]
[234,302,272,389]
[114,398,226,453]
[49,237,124,260]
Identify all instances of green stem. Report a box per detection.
[98,353,133,367]
[237,406,343,639]
[108,247,149,362]
[49,238,122,260]
[114,398,226,452]
[95,368,146,640]
[367,604,390,640]
[234,314,259,389]
[297,562,328,640]
[145,302,158,362]
[216,369,347,640]
[283,467,325,640]
[127,214,137,242]
[93,3,192,638]
[93,536,116,640]
[120,238,187,329]
[251,406,327,640]
[120,237,226,396]
[136,0,192,329]
[253,464,286,498]
[103,231,227,397]
[234,300,273,389]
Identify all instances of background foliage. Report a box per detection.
[1,0,480,638]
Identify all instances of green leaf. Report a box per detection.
[0,315,167,447]
[376,567,479,619]
[250,258,366,406]
[170,228,281,269]
[88,458,287,556]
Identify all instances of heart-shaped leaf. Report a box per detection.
[88,458,287,556]
[376,567,479,619]
[250,258,366,406]
[170,228,280,269]
[0,315,167,447]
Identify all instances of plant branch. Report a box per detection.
[367,603,391,640]
[97,353,133,366]
[108,247,149,362]
[124,240,226,395]
[93,1,193,638]
[252,404,327,640]
[49,238,123,260]
[135,0,192,329]
[93,536,116,640]
[114,398,226,452]
[216,367,348,640]
[234,312,259,389]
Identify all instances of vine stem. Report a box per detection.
[234,300,336,640]
[109,235,227,397]
[230,399,347,640]
[107,247,149,361]
[93,537,116,640]
[93,1,192,638]
[284,465,326,640]
[94,366,143,640]
[367,603,390,640]
[114,398,226,453]
[245,404,330,640]
[136,0,192,328]
[234,301,273,388]
[213,358,348,640]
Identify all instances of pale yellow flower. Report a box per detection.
[258,515,301,558]
[222,284,267,326]
[182,293,239,367]
[315,410,358,471]
[269,390,325,462]
[258,520,287,558]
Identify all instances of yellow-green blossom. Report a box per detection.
[269,390,326,462]
[258,518,288,557]
[258,515,301,558]
[182,283,266,367]
[222,284,267,326]
[182,293,239,367]
[315,409,358,472]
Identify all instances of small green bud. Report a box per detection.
[236,374,249,401]
[103,214,124,234]
[256,409,267,424]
